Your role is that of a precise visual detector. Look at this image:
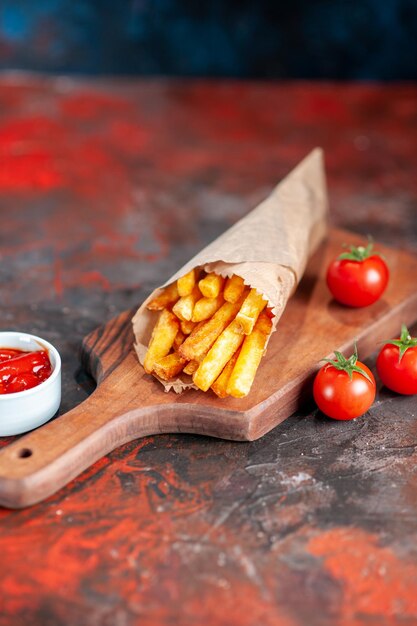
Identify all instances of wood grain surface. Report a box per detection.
[0,228,416,509]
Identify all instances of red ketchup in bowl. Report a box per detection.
[0,349,52,394]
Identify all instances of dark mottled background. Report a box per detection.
[0,0,416,79]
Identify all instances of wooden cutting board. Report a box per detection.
[0,228,416,509]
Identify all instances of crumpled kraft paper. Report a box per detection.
[132,148,329,392]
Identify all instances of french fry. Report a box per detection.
[172,285,201,322]
[153,352,186,380]
[198,273,225,298]
[224,274,245,303]
[193,321,245,392]
[144,272,273,397]
[183,360,199,376]
[179,298,244,361]
[180,319,197,335]
[235,288,267,335]
[147,282,179,311]
[181,320,205,336]
[226,313,272,398]
[177,269,196,297]
[143,309,179,374]
[173,330,186,350]
[191,294,223,323]
[211,349,241,398]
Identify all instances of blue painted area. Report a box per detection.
[1,6,29,43]
[0,0,415,78]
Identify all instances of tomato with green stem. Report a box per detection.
[313,347,376,420]
[326,240,389,307]
[376,324,417,395]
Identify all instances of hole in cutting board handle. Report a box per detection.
[17,448,33,459]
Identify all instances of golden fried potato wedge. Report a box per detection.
[193,320,244,392]
[143,309,180,374]
[153,352,186,380]
[180,319,197,335]
[235,288,267,335]
[145,272,272,396]
[211,349,241,398]
[224,274,245,303]
[173,330,186,350]
[172,285,201,322]
[183,360,199,375]
[198,273,225,298]
[179,298,244,362]
[226,313,272,397]
[177,269,196,297]
[147,282,179,311]
[191,294,224,323]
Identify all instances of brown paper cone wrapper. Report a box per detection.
[132,148,329,392]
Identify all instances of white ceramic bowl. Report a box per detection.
[0,332,61,436]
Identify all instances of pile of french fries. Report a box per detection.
[143,269,273,398]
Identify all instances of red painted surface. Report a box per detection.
[0,76,416,625]
[309,529,417,622]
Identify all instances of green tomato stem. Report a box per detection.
[323,344,373,384]
[338,237,384,262]
[384,324,417,362]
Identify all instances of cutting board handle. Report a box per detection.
[0,311,142,508]
[0,367,160,508]
[0,345,251,509]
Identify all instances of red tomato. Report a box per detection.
[376,325,417,395]
[313,349,376,420]
[326,241,389,307]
